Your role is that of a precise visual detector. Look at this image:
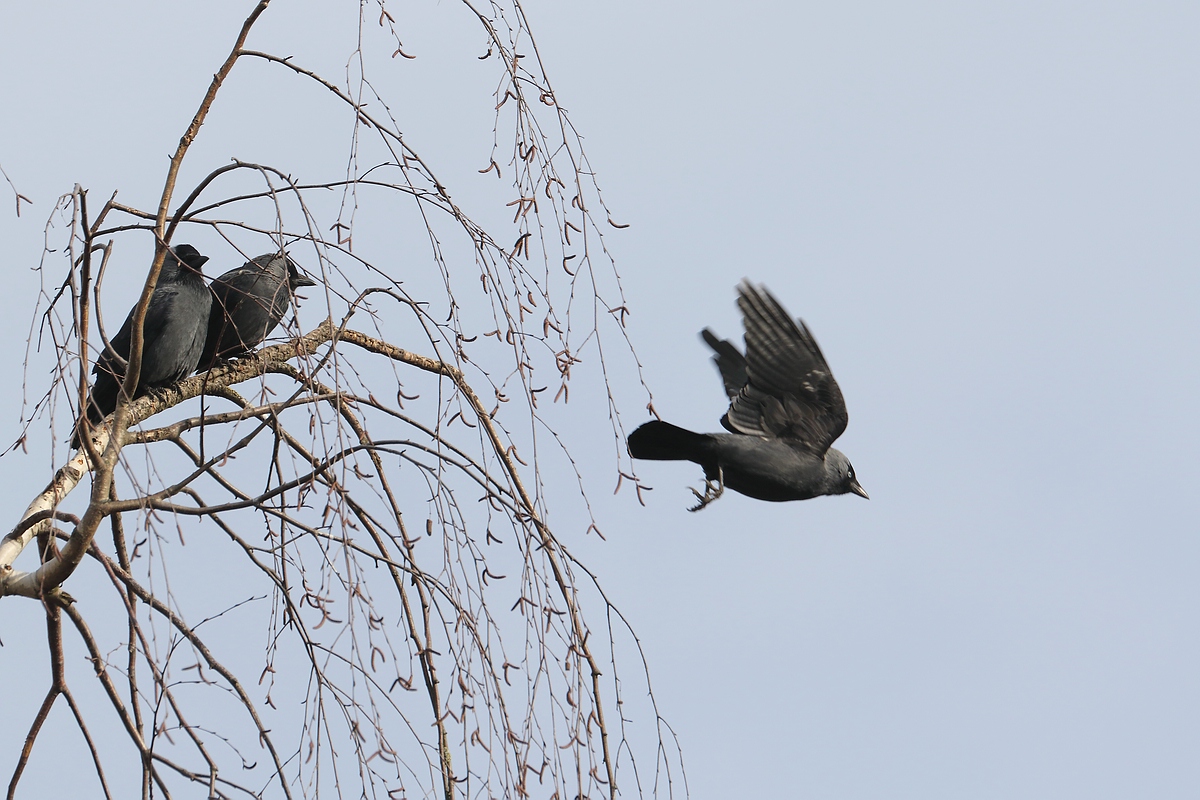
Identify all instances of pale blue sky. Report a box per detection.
[1,1,1197,798]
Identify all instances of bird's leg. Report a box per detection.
[687,465,725,512]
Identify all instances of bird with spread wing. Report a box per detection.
[628,281,868,510]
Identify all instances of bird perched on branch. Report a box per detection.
[627,281,868,510]
[74,244,212,447]
[198,252,316,370]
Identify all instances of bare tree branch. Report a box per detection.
[2,2,680,798]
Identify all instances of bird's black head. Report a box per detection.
[171,244,210,273]
[826,448,869,499]
[285,257,317,289]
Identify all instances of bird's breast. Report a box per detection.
[712,436,827,502]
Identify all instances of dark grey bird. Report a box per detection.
[75,244,212,445]
[627,281,868,510]
[198,252,316,370]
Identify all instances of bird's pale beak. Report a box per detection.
[849,479,869,500]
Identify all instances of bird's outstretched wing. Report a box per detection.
[700,328,748,400]
[721,281,848,456]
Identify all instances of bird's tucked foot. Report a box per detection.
[688,466,725,512]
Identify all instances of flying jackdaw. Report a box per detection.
[75,244,213,445]
[627,281,867,510]
[198,252,316,369]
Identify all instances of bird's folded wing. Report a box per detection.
[722,281,849,456]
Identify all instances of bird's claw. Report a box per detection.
[687,466,725,512]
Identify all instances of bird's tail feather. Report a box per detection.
[627,421,711,462]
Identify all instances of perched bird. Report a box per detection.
[198,252,316,369]
[627,281,867,510]
[75,244,212,445]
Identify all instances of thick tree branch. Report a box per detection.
[0,320,332,598]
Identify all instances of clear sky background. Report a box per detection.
[1,1,1198,798]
